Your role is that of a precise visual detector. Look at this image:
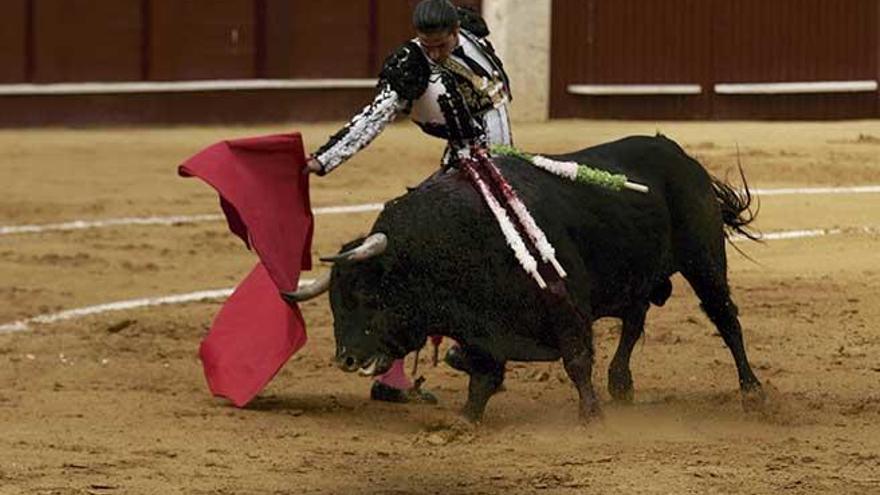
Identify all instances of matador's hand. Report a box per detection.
[305,156,324,175]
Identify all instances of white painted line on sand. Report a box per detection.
[2,225,878,335]
[0,203,385,236]
[749,226,875,241]
[753,186,880,196]
[0,214,225,235]
[2,186,879,237]
[0,280,314,334]
[312,203,385,215]
[730,228,836,242]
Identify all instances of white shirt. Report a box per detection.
[314,30,512,174]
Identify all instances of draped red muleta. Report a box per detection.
[178,133,313,407]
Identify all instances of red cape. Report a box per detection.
[179,133,313,407]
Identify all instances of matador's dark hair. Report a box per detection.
[413,0,460,34]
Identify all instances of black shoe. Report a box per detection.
[370,381,438,405]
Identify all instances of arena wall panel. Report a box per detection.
[0,89,377,127]
[714,0,876,83]
[148,0,255,80]
[0,0,480,125]
[375,1,419,75]
[264,0,372,79]
[0,0,27,83]
[551,0,880,120]
[260,0,481,79]
[551,0,713,119]
[31,0,142,83]
[4,0,875,124]
[711,0,878,119]
[261,0,292,78]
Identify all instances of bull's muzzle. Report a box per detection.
[336,353,361,373]
[335,351,386,376]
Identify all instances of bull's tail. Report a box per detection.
[710,161,761,242]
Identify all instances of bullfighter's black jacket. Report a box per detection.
[313,7,513,174]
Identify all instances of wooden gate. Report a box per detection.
[551,0,880,119]
[0,0,481,125]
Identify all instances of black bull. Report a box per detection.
[295,135,765,423]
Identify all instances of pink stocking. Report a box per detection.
[376,359,412,390]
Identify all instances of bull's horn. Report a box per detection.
[320,233,388,263]
[281,271,331,303]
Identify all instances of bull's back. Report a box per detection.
[375,135,718,323]
[594,135,727,260]
[502,134,730,314]
[550,135,727,269]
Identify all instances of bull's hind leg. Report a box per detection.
[608,302,649,402]
[557,314,601,422]
[682,265,764,409]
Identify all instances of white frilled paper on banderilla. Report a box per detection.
[490,145,650,194]
[460,152,567,290]
[461,145,649,290]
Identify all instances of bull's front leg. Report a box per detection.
[459,348,506,423]
[558,316,601,422]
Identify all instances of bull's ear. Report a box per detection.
[320,233,387,263]
[281,271,331,303]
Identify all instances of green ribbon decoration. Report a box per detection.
[490,144,629,191]
[490,144,534,162]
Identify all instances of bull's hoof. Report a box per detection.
[608,384,634,403]
[578,398,603,424]
[370,381,438,405]
[741,386,767,412]
[607,370,634,403]
[460,407,484,424]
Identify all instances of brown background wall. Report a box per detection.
[31,0,143,82]
[0,0,28,83]
[148,0,257,81]
[551,0,880,120]
[269,0,373,78]
[0,0,481,84]
[710,0,878,119]
[0,0,876,124]
[551,0,714,120]
[0,0,481,126]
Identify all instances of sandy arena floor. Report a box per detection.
[0,120,879,494]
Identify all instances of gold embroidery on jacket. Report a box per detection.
[439,57,508,113]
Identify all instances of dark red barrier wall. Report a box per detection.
[3,0,875,123]
[148,0,255,80]
[711,0,878,119]
[551,0,714,119]
[552,0,880,119]
[0,0,481,125]
[0,0,27,83]
[32,0,142,82]
[265,0,372,78]
[262,0,480,78]
[2,0,479,84]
